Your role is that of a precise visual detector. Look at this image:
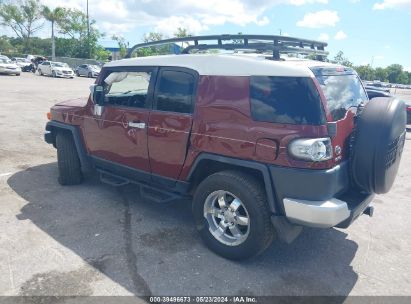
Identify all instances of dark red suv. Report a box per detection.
[45,35,406,260]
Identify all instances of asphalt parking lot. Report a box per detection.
[0,72,410,298]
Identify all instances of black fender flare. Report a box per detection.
[187,153,279,214]
[45,121,92,171]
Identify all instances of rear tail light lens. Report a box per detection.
[407,106,411,112]
[289,138,333,162]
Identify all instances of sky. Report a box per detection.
[2,0,411,70]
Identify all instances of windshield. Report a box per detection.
[315,74,368,121]
[90,65,100,70]
[0,58,11,64]
[51,62,68,67]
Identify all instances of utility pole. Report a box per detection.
[87,0,90,58]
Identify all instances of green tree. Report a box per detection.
[0,0,43,52]
[355,65,375,81]
[56,8,104,59]
[174,27,191,38]
[112,35,128,58]
[135,32,169,57]
[42,6,64,61]
[398,71,409,85]
[332,51,353,67]
[386,64,404,84]
[0,35,14,53]
[374,67,388,82]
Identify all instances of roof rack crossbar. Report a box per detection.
[126,34,328,60]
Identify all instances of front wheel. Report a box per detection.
[88,72,92,78]
[193,171,275,260]
[56,132,83,185]
[52,71,56,78]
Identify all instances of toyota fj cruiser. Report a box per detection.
[44,35,406,260]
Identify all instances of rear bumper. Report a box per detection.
[283,193,374,228]
[269,161,374,228]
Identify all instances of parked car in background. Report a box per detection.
[0,54,10,61]
[364,85,390,93]
[406,101,411,124]
[11,57,32,71]
[366,88,392,99]
[0,58,21,75]
[38,61,74,78]
[75,64,101,78]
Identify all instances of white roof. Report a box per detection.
[103,54,336,77]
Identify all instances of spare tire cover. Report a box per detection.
[351,97,406,194]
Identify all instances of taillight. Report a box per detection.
[288,138,333,162]
[407,106,411,112]
[47,112,52,120]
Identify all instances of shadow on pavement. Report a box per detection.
[8,163,359,298]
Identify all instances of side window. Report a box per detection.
[103,71,152,108]
[250,76,325,125]
[154,70,195,114]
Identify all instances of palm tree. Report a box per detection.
[42,6,64,61]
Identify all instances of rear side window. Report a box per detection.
[250,76,325,125]
[315,74,368,121]
[155,70,195,114]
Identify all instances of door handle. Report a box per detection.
[128,121,146,129]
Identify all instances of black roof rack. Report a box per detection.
[126,34,328,60]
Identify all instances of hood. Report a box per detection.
[54,97,88,108]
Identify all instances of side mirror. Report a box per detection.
[89,84,104,105]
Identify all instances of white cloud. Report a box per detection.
[318,33,330,41]
[374,55,384,59]
[154,17,209,36]
[37,0,330,37]
[289,0,328,4]
[334,30,347,40]
[297,10,340,28]
[373,0,411,10]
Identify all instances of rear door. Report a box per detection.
[312,67,368,163]
[147,67,197,183]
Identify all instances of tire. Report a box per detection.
[76,71,80,77]
[192,171,275,260]
[351,98,406,194]
[56,132,83,185]
[88,72,92,78]
[52,71,56,78]
[39,69,43,76]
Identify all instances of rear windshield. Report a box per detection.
[250,76,325,125]
[315,74,368,121]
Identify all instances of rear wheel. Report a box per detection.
[56,132,83,185]
[88,72,92,78]
[193,171,274,260]
[76,71,80,77]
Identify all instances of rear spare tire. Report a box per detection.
[351,97,406,194]
[56,132,83,185]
